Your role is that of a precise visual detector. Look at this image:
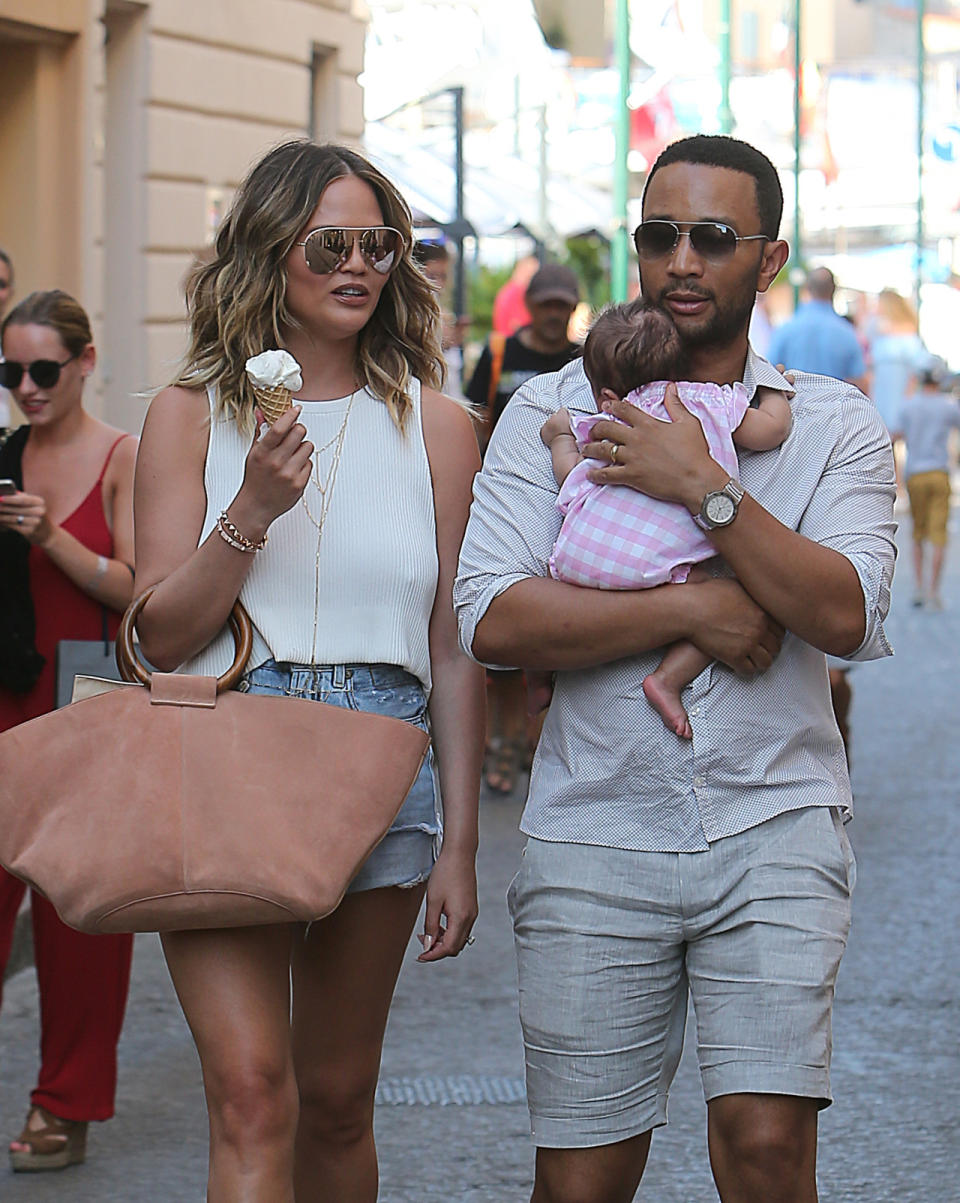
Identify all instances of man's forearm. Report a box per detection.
[471,575,780,674]
[472,578,689,669]
[706,495,866,655]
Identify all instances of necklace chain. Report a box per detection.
[301,390,357,660]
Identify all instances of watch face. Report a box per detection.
[705,492,736,525]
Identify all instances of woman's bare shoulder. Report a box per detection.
[420,387,481,482]
[420,386,480,444]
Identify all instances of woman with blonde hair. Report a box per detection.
[0,289,137,1171]
[132,140,484,1201]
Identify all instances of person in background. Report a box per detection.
[491,255,538,337]
[464,263,582,794]
[768,266,868,394]
[0,248,15,430]
[0,289,137,1173]
[869,288,926,438]
[466,263,582,449]
[413,241,467,397]
[767,265,869,761]
[892,363,960,610]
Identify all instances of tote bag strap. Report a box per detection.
[116,590,253,693]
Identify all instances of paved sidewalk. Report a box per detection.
[2,524,959,1200]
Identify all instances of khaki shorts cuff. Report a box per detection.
[529,1103,667,1150]
[701,1063,832,1110]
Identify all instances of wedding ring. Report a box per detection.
[610,442,619,465]
[16,515,24,525]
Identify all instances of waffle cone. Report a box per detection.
[252,383,293,424]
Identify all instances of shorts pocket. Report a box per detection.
[364,680,428,726]
[830,807,857,894]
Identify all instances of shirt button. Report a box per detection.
[693,775,706,788]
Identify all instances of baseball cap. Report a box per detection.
[525,264,580,306]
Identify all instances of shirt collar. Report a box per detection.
[744,346,795,400]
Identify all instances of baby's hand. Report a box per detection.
[540,407,572,447]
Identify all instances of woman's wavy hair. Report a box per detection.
[171,140,444,433]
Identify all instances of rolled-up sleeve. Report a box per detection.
[454,366,585,663]
[798,389,897,662]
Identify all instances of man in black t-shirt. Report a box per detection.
[466,263,581,445]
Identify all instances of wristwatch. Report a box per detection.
[694,479,745,530]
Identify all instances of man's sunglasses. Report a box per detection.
[0,354,78,390]
[295,226,404,276]
[634,220,768,262]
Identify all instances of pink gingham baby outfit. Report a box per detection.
[548,380,750,589]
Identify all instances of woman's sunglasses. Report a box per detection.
[634,220,768,262]
[295,226,404,276]
[0,354,78,390]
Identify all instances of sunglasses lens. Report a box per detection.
[360,229,401,274]
[303,229,348,274]
[0,362,21,389]
[30,361,61,388]
[635,221,678,258]
[689,223,738,258]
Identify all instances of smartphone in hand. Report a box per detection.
[0,479,19,496]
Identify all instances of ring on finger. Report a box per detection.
[609,442,619,466]
[16,515,24,525]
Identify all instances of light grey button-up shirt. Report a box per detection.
[454,352,897,852]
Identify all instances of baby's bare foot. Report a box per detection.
[643,673,693,739]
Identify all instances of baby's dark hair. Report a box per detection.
[582,298,684,401]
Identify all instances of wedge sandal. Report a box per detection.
[9,1105,88,1172]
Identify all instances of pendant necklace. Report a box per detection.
[301,389,357,662]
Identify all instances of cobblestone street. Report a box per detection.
[2,523,958,1201]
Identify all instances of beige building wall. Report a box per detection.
[0,0,366,433]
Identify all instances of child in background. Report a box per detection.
[540,299,792,738]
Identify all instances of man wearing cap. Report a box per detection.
[465,263,581,447]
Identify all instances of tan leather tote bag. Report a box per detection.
[0,592,429,934]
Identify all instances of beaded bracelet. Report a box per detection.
[216,511,267,554]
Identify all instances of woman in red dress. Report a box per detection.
[0,290,137,1172]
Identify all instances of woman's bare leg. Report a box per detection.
[291,884,426,1203]
[161,925,298,1203]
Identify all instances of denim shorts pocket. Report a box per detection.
[365,680,428,726]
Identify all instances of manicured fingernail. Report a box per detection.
[421,933,434,952]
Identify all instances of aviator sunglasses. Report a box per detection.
[0,354,78,391]
[634,220,768,262]
[295,226,404,276]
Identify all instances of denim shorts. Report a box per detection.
[508,806,855,1148]
[240,660,440,893]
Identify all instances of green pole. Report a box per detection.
[612,0,630,302]
[792,0,802,308]
[719,0,733,134]
[916,0,925,314]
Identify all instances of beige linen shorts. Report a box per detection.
[507,806,856,1149]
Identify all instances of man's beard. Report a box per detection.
[644,272,759,351]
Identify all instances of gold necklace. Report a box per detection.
[301,390,357,660]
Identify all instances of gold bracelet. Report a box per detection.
[216,511,267,553]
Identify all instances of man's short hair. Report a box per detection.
[643,135,783,241]
[805,267,836,301]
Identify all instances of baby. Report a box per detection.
[540,298,792,738]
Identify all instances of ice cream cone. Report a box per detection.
[252,383,293,425]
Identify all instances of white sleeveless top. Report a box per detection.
[183,380,439,691]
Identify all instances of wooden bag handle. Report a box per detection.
[116,590,254,694]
